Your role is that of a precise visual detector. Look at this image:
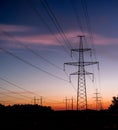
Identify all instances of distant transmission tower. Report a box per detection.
[64,36,99,110]
[93,89,102,110]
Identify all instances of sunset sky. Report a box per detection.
[0,0,118,110]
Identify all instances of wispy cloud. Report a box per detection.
[93,34,118,45]
[0,24,31,32]
[0,24,58,46]
[66,31,118,45]
[1,24,118,48]
[15,34,58,45]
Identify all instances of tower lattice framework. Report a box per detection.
[64,36,99,110]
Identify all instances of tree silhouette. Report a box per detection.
[108,96,118,112]
[112,96,118,104]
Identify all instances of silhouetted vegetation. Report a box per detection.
[0,102,118,129]
[108,96,118,113]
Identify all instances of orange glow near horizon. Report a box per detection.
[0,98,111,111]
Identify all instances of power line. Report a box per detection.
[81,0,97,61]
[26,0,78,91]
[0,48,68,82]
[0,76,39,96]
[1,2,77,87]
[1,30,77,92]
[26,0,70,55]
[40,0,73,50]
[0,86,31,99]
[1,29,77,90]
[81,0,93,43]
[40,0,80,92]
[1,30,63,71]
[81,0,101,93]
[70,0,84,34]
[0,91,29,101]
[0,77,44,104]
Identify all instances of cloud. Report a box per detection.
[92,34,118,45]
[1,24,118,48]
[15,34,58,45]
[0,24,60,46]
[0,24,31,32]
[65,30,118,45]
[0,34,58,47]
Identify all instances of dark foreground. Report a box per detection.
[0,105,118,129]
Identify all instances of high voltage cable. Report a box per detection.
[40,0,73,50]
[1,0,79,92]
[0,77,47,104]
[70,0,84,34]
[69,0,86,60]
[0,87,31,99]
[0,100,12,104]
[1,28,76,92]
[0,48,68,82]
[26,0,79,77]
[26,0,77,91]
[81,0,97,61]
[81,0,101,99]
[0,0,101,107]
[1,30,63,71]
[0,91,30,101]
[40,0,78,62]
[0,77,40,97]
[81,0,100,75]
[26,0,70,55]
[81,0,93,42]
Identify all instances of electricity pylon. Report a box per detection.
[64,36,99,110]
[93,89,102,110]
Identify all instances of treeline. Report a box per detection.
[0,102,118,129]
[0,95,118,114]
[0,104,53,114]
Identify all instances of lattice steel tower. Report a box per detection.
[64,36,99,110]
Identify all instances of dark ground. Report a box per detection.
[0,105,118,130]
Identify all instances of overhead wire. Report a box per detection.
[0,91,29,101]
[70,0,84,35]
[40,0,73,50]
[0,86,31,99]
[69,0,100,92]
[0,1,86,105]
[0,48,69,82]
[0,76,39,96]
[1,30,63,71]
[81,0,101,94]
[1,28,75,91]
[81,0,97,60]
[26,0,77,92]
[26,0,70,55]
[40,0,79,62]
[3,1,77,93]
[41,0,79,91]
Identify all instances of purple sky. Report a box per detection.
[0,0,118,109]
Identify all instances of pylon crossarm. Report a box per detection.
[84,61,99,66]
[64,62,78,66]
[64,61,98,66]
[69,71,94,82]
[85,71,94,82]
[71,48,92,52]
[69,71,93,75]
[64,36,99,110]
